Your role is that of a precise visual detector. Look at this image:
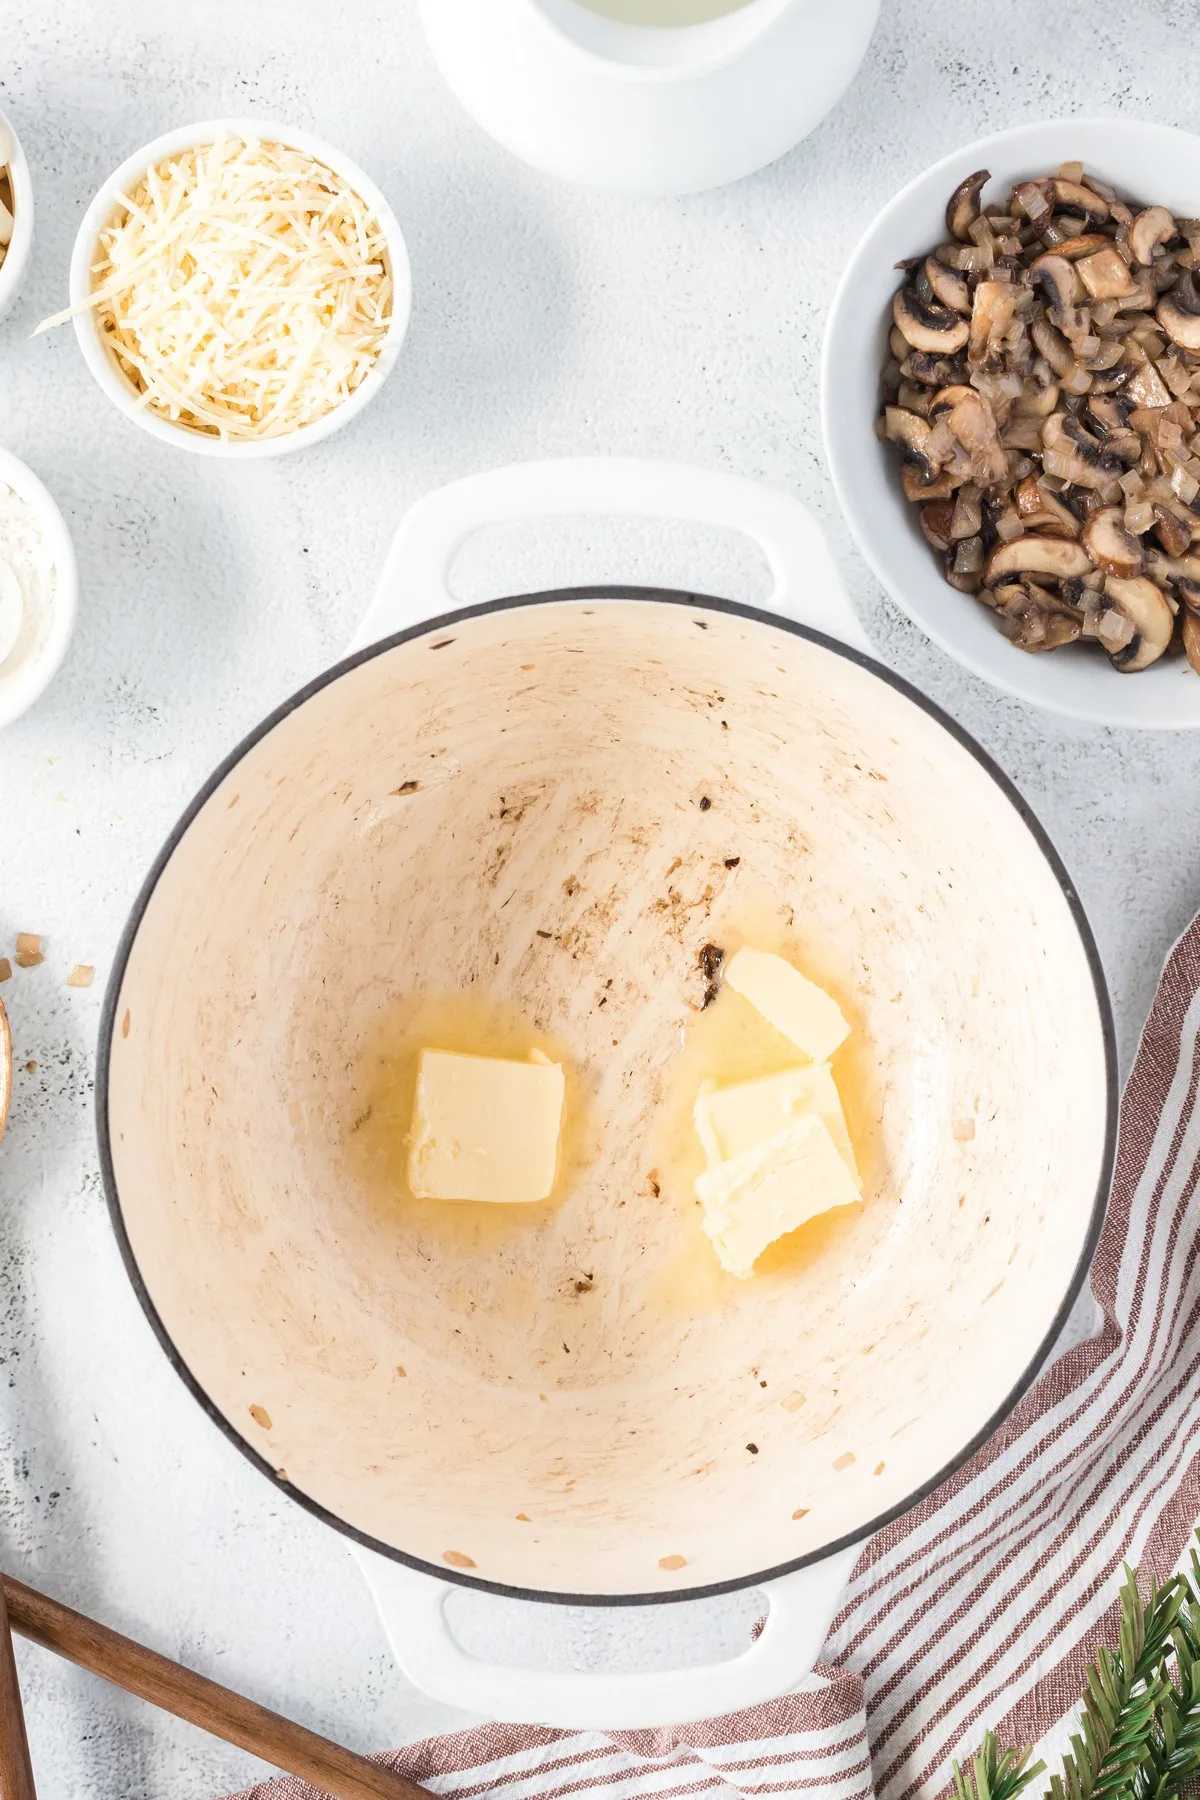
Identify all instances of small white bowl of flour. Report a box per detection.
[0,448,77,729]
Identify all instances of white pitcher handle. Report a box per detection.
[352,1543,858,1730]
[348,457,867,654]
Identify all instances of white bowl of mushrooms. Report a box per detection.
[822,118,1200,728]
[0,105,34,323]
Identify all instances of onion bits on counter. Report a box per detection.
[40,134,393,442]
[880,161,1200,674]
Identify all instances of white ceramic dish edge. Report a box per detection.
[0,104,35,323]
[822,116,1200,730]
[67,117,412,460]
[0,447,78,730]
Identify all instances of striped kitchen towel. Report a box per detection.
[228,913,1200,1800]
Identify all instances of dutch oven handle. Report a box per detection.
[349,458,865,1726]
[352,1541,861,1730]
[348,456,869,654]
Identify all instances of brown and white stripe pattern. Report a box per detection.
[227,918,1200,1800]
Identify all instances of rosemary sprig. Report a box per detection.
[1133,1557,1200,1800]
[951,1731,1045,1800]
[955,1541,1200,1800]
[1047,1568,1183,1800]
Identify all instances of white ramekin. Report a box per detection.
[0,105,35,323]
[822,117,1200,731]
[67,118,412,460]
[0,447,78,729]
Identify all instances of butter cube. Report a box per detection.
[408,1049,564,1204]
[694,1064,860,1188]
[724,947,849,1063]
[695,1114,860,1278]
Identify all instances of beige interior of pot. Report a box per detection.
[107,599,1109,1596]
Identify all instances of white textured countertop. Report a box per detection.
[3,2,1200,1792]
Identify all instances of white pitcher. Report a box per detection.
[418,0,880,197]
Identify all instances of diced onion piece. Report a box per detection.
[1162,356,1195,399]
[927,421,959,463]
[1003,417,1046,451]
[1131,328,1167,361]
[1172,465,1200,504]
[1124,499,1155,534]
[1086,339,1125,370]
[1098,610,1136,649]
[950,483,982,541]
[957,245,993,273]
[1043,449,1082,480]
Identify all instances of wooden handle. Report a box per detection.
[3,1575,428,1800]
[0,1585,36,1800]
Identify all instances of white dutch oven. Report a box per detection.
[418,0,879,197]
[97,459,1115,1728]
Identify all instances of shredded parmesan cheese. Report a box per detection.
[40,135,393,441]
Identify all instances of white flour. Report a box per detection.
[0,479,57,696]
